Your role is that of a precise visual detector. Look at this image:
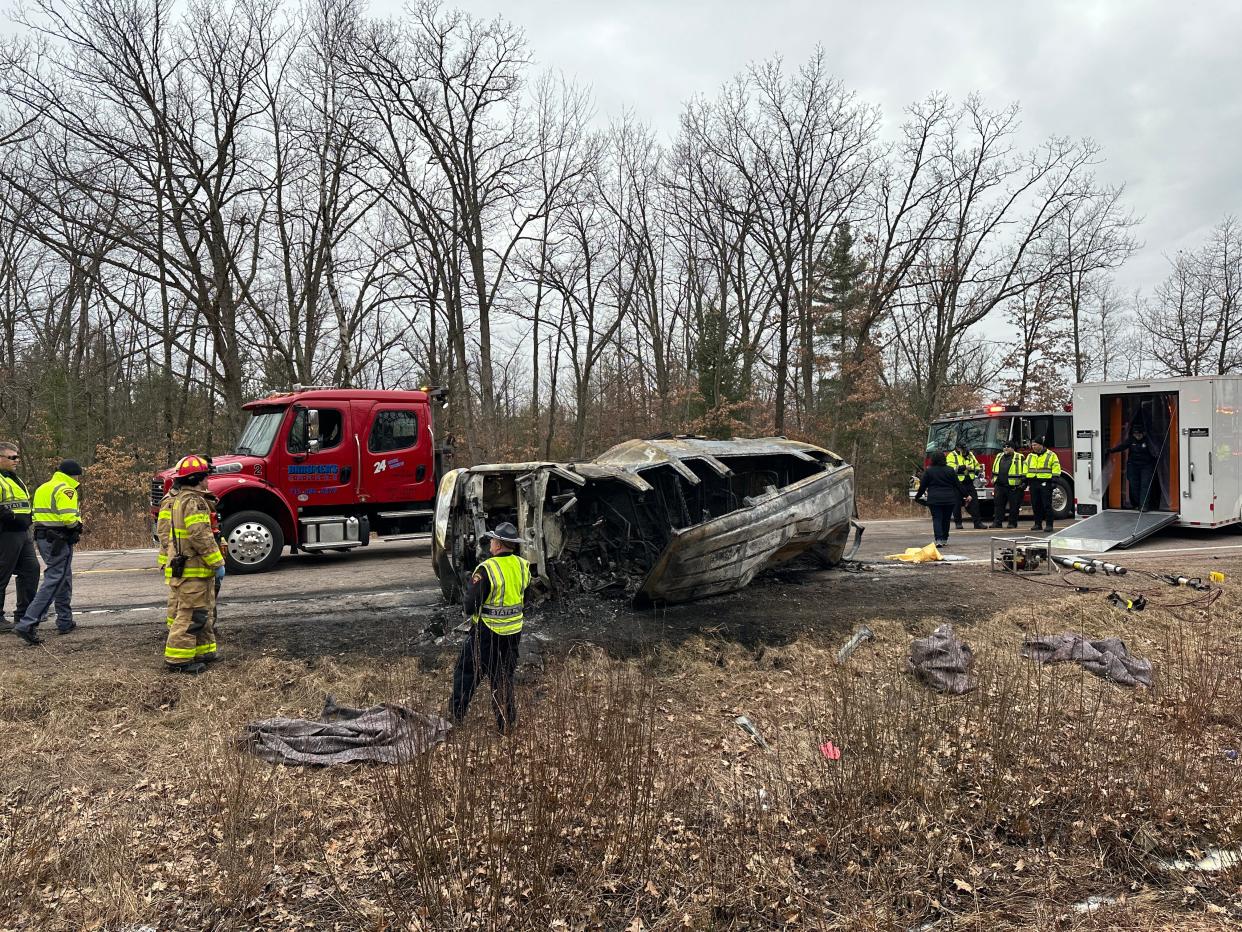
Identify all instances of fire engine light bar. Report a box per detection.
[986,404,1005,414]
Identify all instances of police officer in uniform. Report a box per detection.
[0,441,38,630]
[449,521,531,734]
[1107,425,1159,511]
[947,443,985,529]
[989,438,1024,529]
[1023,437,1062,533]
[14,459,83,644]
[163,455,226,673]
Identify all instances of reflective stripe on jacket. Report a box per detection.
[474,553,531,636]
[0,472,32,516]
[947,451,982,480]
[1023,449,1062,480]
[167,488,225,582]
[991,452,1025,487]
[32,471,81,528]
[156,491,176,568]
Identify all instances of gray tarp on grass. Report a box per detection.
[907,623,977,694]
[242,695,452,766]
[1021,634,1154,687]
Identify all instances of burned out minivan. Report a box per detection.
[432,436,858,606]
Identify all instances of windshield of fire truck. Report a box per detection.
[925,417,1006,455]
[233,409,285,457]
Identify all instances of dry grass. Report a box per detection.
[2,592,1241,929]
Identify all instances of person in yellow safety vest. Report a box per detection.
[1023,437,1062,533]
[449,521,531,734]
[0,440,39,631]
[947,444,985,530]
[14,460,83,645]
[163,455,225,674]
[989,437,1025,529]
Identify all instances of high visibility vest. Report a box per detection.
[167,489,225,581]
[991,452,1025,487]
[947,451,981,480]
[31,471,81,528]
[474,553,531,636]
[1023,449,1062,480]
[0,472,32,518]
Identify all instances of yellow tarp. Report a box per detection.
[884,543,942,563]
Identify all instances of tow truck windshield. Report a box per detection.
[233,410,285,457]
[925,417,1008,454]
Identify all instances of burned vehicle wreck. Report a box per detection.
[432,437,859,606]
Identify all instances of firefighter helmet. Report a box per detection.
[175,454,211,478]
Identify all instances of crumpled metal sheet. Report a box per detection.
[636,464,855,602]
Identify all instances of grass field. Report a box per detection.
[2,563,1241,929]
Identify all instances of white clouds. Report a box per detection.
[376,0,1242,298]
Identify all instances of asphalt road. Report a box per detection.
[21,518,1242,632]
[55,539,441,630]
[854,515,1242,565]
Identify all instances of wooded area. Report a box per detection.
[0,0,1235,505]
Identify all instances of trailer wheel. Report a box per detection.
[1050,479,1073,520]
[221,510,285,573]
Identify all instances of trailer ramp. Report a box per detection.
[1049,511,1179,553]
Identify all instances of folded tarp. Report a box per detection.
[241,695,452,766]
[907,623,977,694]
[1021,633,1154,688]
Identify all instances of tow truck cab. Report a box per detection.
[151,386,450,572]
[911,404,1075,520]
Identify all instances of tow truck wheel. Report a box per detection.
[221,510,285,573]
[1050,479,1073,520]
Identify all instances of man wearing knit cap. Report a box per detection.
[14,459,84,645]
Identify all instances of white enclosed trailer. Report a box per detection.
[1052,375,1242,552]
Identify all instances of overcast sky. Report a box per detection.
[380,0,1242,303]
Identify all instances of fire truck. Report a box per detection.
[910,403,1075,521]
[151,385,451,572]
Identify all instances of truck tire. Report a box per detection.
[1050,479,1073,520]
[221,510,285,573]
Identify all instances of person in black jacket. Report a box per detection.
[914,450,970,546]
[1108,425,1159,511]
[0,441,39,631]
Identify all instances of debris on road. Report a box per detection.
[433,436,857,605]
[1021,634,1153,688]
[885,543,942,563]
[241,695,451,766]
[734,715,768,748]
[907,624,977,694]
[835,624,875,664]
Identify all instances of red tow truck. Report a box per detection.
[910,403,1075,521]
[151,386,451,572]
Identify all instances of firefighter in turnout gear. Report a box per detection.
[1024,437,1062,533]
[989,438,1025,529]
[0,441,39,630]
[163,455,225,674]
[449,521,531,734]
[947,444,985,529]
[14,460,83,644]
[156,486,178,631]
